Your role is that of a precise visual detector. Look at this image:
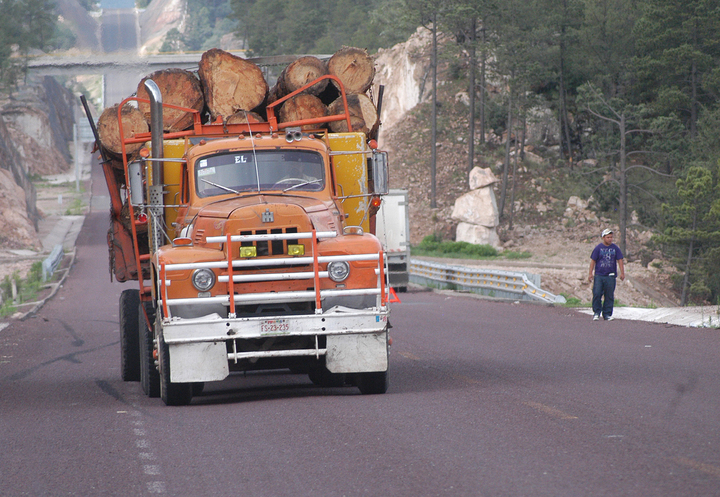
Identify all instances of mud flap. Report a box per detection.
[169,342,229,383]
[325,331,388,374]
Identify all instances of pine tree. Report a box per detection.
[633,0,720,138]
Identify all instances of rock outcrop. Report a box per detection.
[373,27,436,140]
[0,118,40,249]
[1,77,75,176]
[0,77,76,249]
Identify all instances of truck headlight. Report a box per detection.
[192,268,216,291]
[327,261,350,282]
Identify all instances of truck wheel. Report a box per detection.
[119,289,141,381]
[139,303,160,398]
[308,365,346,388]
[159,333,193,406]
[357,371,389,395]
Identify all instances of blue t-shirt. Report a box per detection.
[591,243,623,277]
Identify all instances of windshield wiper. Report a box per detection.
[200,178,241,195]
[283,178,322,192]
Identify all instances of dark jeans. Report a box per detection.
[592,275,616,318]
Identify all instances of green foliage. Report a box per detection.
[505,250,532,259]
[229,0,414,55]
[0,0,60,91]
[0,262,45,317]
[632,0,720,134]
[561,295,584,307]
[655,159,720,304]
[162,0,237,52]
[413,234,499,258]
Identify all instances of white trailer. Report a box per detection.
[376,189,410,292]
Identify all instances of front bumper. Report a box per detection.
[162,306,389,383]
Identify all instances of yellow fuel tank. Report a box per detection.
[329,133,370,232]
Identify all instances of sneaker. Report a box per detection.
[593,314,600,321]
[604,316,614,321]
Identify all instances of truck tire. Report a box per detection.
[119,289,141,382]
[139,303,160,398]
[357,370,389,395]
[308,365,346,388]
[159,333,193,406]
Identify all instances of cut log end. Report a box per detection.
[137,68,204,132]
[278,56,329,97]
[97,104,149,157]
[328,47,375,94]
[327,93,378,135]
[278,94,328,131]
[198,48,269,121]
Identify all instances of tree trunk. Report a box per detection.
[96,103,149,158]
[690,58,698,138]
[468,17,477,176]
[619,113,627,255]
[499,85,513,218]
[430,14,438,209]
[136,68,204,132]
[277,93,328,130]
[198,48,268,121]
[508,120,520,230]
[479,27,486,147]
[277,56,329,97]
[327,93,378,135]
[327,47,375,94]
[559,0,573,164]
[681,212,697,306]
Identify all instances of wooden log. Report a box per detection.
[277,56,329,97]
[327,93,378,135]
[96,104,149,157]
[226,111,266,125]
[136,68,204,132]
[327,47,375,94]
[278,94,328,131]
[198,48,269,121]
[267,83,282,106]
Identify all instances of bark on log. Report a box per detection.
[278,94,328,131]
[267,83,282,106]
[327,47,375,94]
[277,56,329,97]
[136,69,204,132]
[226,111,265,125]
[97,104,149,157]
[327,93,378,135]
[198,48,269,121]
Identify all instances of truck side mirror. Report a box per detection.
[371,150,389,195]
[128,160,145,206]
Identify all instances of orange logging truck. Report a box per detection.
[83,76,391,405]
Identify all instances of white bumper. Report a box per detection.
[162,306,389,383]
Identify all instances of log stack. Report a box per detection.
[95,46,380,156]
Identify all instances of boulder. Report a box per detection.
[451,188,499,228]
[468,167,498,190]
[455,222,501,248]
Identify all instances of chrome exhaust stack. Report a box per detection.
[144,79,165,252]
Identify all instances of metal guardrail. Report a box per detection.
[409,259,566,304]
[42,244,64,282]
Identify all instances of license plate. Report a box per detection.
[259,319,290,335]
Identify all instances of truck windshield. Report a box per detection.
[195,150,325,198]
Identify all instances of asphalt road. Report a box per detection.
[2,172,720,495]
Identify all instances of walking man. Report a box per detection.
[588,228,625,321]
